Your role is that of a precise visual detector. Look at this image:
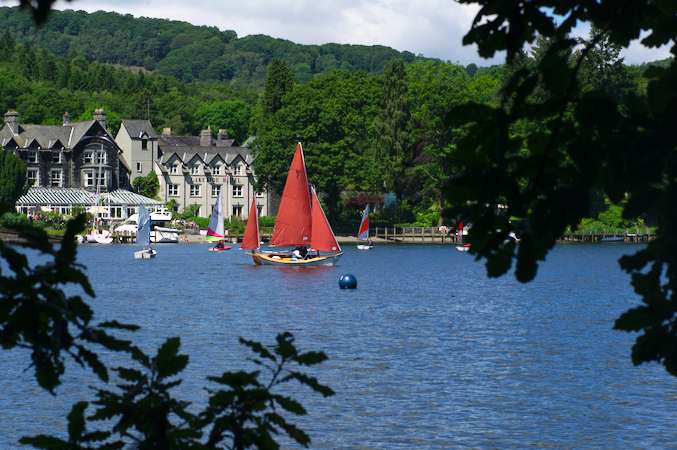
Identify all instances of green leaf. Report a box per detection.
[67,401,88,441]
[154,337,189,378]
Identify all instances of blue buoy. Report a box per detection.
[338,274,357,289]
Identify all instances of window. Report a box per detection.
[84,171,95,187]
[96,151,107,165]
[83,151,93,164]
[256,191,264,197]
[52,151,61,163]
[232,184,242,197]
[212,164,221,175]
[190,184,201,197]
[170,164,178,174]
[233,164,242,175]
[211,184,221,197]
[97,172,106,187]
[110,207,123,219]
[232,205,243,217]
[168,184,179,197]
[58,206,71,215]
[257,204,263,216]
[191,164,200,175]
[50,169,62,187]
[136,162,142,173]
[141,139,148,150]
[27,151,37,163]
[126,207,137,217]
[27,169,38,186]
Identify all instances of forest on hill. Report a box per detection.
[0,6,424,85]
[0,4,663,232]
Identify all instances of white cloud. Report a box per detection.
[54,0,670,65]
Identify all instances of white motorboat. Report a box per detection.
[115,212,180,243]
[86,229,113,244]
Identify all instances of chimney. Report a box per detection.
[162,127,172,136]
[93,108,107,129]
[4,110,19,134]
[216,129,228,147]
[200,127,212,147]
[62,112,70,126]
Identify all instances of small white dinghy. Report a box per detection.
[134,205,156,260]
[356,205,373,251]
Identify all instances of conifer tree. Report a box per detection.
[375,59,410,197]
[262,59,295,114]
[0,151,27,214]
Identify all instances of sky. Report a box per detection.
[54,0,671,65]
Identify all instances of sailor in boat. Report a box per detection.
[291,246,309,260]
[213,240,226,251]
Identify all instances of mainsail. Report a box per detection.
[310,187,341,252]
[206,190,225,241]
[357,205,370,240]
[270,143,312,246]
[137,204,151,247]
[241,197,260,250]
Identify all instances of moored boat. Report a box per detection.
[247,143,342,266]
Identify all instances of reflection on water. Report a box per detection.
[0,243,675,449]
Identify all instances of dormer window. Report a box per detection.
[212,164,221,175]
[96,151,107,165]
[52,151,61,163]
[170,164,178,174]
[141,139,148,150]
[234,164,242,176]
[83,151,93,164]
[27,151,37,163]
[191,164,200,175]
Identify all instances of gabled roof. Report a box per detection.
[0,120,115,150]
[121,120,158,139]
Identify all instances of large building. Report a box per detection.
[115,122,273,220]
[1,109,130,191]
[0,109,165,218]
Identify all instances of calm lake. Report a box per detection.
[1,243,676,449]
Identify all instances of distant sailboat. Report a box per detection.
[207,190,232,251]
[356,205,373,250]
[134,204,156,259]
[455,222,470,252]
[241,197,260,252]
[250,142,342,266]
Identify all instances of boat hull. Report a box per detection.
[251,251,343,266]
[134,248,157,259]
[209,246,232,252]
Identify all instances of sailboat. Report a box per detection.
[455,222,470,252]
[356,205,373,250]
[206,190,232,251]
[134,204,156,259]
[249,143,343,266]
[241,197,260,252]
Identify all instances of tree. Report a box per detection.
[454,0,677,375]
[132,171,160,199]
[195,99,252,143]
[375,60,411,197]
[0,151,27,214]
[262,60,295,115]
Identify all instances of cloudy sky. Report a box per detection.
[55,0,670,65]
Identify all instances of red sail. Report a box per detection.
[241,197,260,250]
[310,187,341,253]
[271,143,312,247]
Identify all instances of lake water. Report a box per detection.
[1,243,675,449]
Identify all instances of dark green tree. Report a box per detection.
[195,99,252,143]
[0,150,27,214]
[132,171,160,199]
[375,60,411,197]
[262,60,295,115]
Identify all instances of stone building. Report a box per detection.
[116,123,272,220]
[0,109,130,191]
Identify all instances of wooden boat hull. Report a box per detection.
[251,251,343,266]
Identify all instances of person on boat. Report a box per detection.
[214,240,226,250]
[291,246,309,260]
[367,238,374,247]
